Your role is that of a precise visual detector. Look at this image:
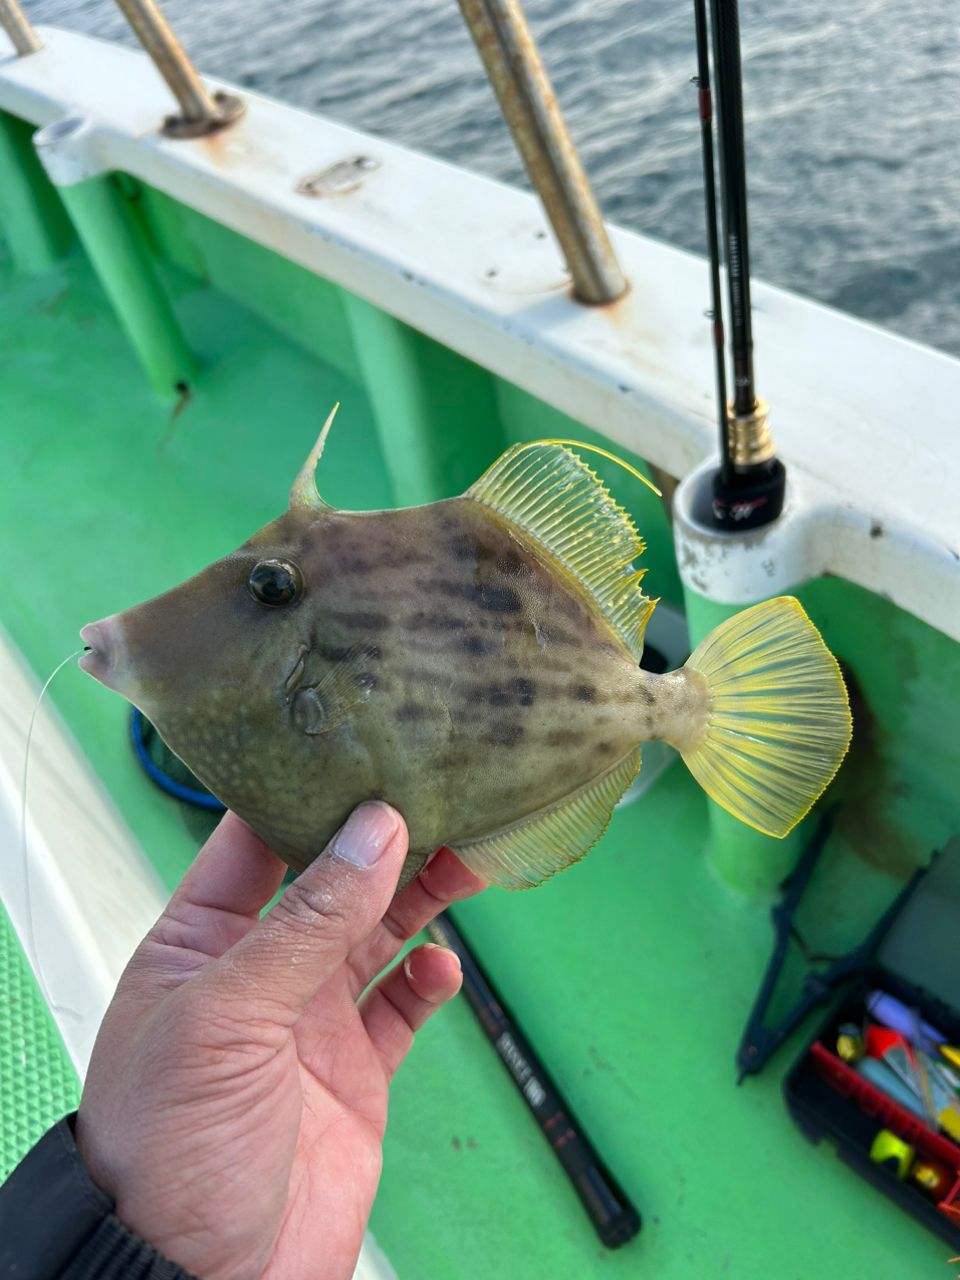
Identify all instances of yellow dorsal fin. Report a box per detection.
[452,747,641,889]
[467,441,657,660]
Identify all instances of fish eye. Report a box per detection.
[248,559,303,607]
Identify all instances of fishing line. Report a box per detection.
[20,647,86,1018]
[538,438,663,498]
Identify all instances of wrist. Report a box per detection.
[0,1115,197,1279]
[73,1110,211,1280]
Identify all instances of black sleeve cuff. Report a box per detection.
[0,1115,196,1279]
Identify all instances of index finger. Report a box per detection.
[149,812,288,959]
[173,812,287,917]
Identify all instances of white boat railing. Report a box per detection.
[109,0,627,304]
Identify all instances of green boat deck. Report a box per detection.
[3,196,959,1277]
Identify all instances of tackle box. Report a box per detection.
[784,837,960,1247]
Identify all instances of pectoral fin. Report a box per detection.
[291,644,376,736]
[451,747,641,889]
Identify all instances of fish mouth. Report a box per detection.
[78,615,129,693]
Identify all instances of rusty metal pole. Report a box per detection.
[0,0,42,55]
[112,0,243,137]
[458,0,627,305]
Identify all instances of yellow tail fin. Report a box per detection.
[680,597,851,837]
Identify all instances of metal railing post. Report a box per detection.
[112,0,243,137]
[0,0,42,56]
[457,0,627,305]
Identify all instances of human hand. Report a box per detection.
[75,803,485,1280]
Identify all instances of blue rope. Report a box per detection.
[129,707,226,812]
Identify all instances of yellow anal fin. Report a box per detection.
[467,442,656,661]
[451,747,641,889]
[681,597,852,838]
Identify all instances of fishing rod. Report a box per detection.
[692,0,729,488]
[693,0,786,530]
[427,911,641,1248]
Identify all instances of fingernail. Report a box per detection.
[404,945,460,1003]
[331,802,399,869]
[403,951,423,989]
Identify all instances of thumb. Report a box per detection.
[209,802,408,1022]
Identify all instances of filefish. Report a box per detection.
[79,417,851,890]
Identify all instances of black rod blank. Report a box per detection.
[708,0,756,419]
[693,0,785,532]
[692,0,731,484]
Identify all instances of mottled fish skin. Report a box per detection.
[108,496,679,877]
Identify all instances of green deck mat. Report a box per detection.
[0,906,79,1179]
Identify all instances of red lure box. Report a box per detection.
[784,838,960,1244]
